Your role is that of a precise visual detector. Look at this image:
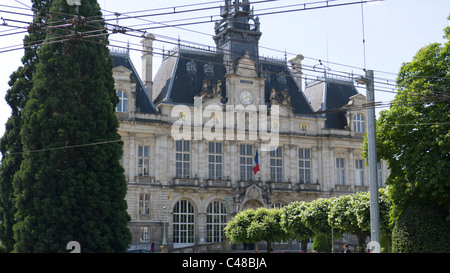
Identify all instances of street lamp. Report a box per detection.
[355,70,381,253]
[162,206,167,246]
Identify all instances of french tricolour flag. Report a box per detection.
[253,149,260,175]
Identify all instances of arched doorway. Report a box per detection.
[242,199,264,210]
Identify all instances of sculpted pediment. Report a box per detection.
[236,50,257,78]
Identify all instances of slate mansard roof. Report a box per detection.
[303,77,360,130]
[110,50,158,114]
[110,46,360,130]
[152,45,315,115]
[260,59,314,115]
[153,47,227,105]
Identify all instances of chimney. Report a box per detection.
[289,54,304,91]
[141,33,156,97]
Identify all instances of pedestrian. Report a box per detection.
[343,244,351,253]
[151,242,155,253]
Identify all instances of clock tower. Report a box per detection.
[213,0,262,68]
[214,0,265,107]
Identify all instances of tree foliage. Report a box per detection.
[224,209,256,245]
[281,201,313,241]
[0,0,54,252]
[369,16,450,220]
[225,190,392,252]
[392,203,450,253]
[328,194,369,252]
[5,0,131,252]
[225,208,288,252]
[280,201,313,251]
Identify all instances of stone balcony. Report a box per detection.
[133,176,155,184]
[206,179,232,188]
[267,181,292,191]
[297,182,321,191]
[171,177,200,187]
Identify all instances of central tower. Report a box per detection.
[213,0,262,69]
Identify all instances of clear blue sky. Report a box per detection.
[1,0,449,159]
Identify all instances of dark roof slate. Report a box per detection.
[153,48,314,115]
[153,49,227,105]
[304,79,359,129]
[110,52,158,114]
[261,60,314,114]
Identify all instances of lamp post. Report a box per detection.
[162,206,167,246]
[355,70,380,252]
[160,206,168,253]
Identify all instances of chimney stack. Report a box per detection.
[141,33,156,97]
[289,54,304,91]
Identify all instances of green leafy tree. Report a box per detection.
[247,207,288,252]
[225,208,288,252]
[368,16,450,220]
[12,0,130,252]
[224,209,256,245]
[301,198,340,252]
[281,201,313,252]
[328,195,369,252]
[0,0,54,252]
[351,190,393,252]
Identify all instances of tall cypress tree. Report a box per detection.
[12,0,131,252]
[0,0,53,252]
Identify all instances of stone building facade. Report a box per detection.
[110,0,388,251]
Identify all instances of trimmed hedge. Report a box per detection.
[311,233,328,253]
[392,204,450,253]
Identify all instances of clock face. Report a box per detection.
[240,91,253,105]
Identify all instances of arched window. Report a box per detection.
[206,201,227,243]
[173,200,195,247]
[270,202,285,209]
[353,113,365,133]
[116,90,128,113]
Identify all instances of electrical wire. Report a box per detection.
[2,0,448,105]
[0,0,399,80]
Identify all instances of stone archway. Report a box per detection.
[242,199,264,210]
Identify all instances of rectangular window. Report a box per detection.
[208,142,223,180]
[299,148,312,183]
[336,158,345,185]
[176,140,191,178]
[240,144,253,181]
[140,226,150,242]
[139,193,150,215]
[137,145,150,177]
[355,159,364,186]
[270,147,283,182]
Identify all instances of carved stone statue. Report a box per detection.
[270,88,292,110]
[197,80,222,101]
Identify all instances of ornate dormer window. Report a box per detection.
[204,63,214,76]
[277,72,286,84]
[186,60,197,74]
